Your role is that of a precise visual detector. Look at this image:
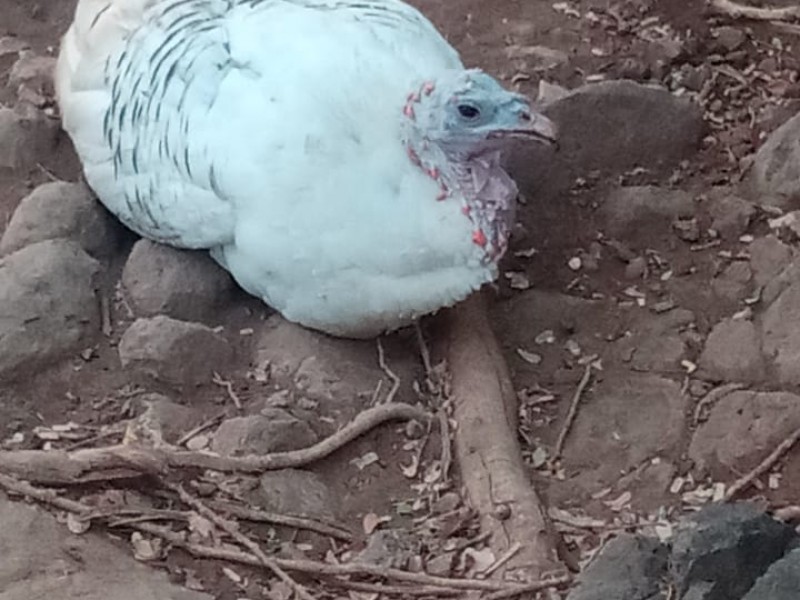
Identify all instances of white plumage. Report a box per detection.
[56,0,556,337]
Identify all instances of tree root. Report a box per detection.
[0,402,429,485]
[708,0,800,21]
[437,292,564,580]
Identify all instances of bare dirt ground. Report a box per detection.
[4,0,800,598]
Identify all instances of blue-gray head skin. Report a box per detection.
[414,69,558,159]
[402,69,557,262]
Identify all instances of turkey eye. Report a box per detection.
[457,104,481,119]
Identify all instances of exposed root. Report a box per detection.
[0,402,430,485]
[437,292,564,580]
[708,0,800,21]
[0,471,569,597]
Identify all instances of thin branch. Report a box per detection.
[169,482,316,600]
[708,0,800,21]
[0,403,430,484]
[724,426,800,500]
[377,338,401,404]
[552,364,593,460]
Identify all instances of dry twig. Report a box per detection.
[553,364,594,460]
[692,382,745,426]
[724,426,800,500]
[376,338,401,404]
[212,373,242,410]
[708,0,800,21]
[169,482,316,600]
[206,498,353,542]
[0,472,568,597]
[0,402,429,484]
[175,412,225,447]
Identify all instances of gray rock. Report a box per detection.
[711,261,752,304]
[8,53,55,105]
[600,186,695,238]
[211,410,318,456]
[353,529,419,569]
[0,496,210,600]
[707,194,756,241]
[689,390,800,476]
[714,26,747,52]
[0,104,58,170]
[559,373,686,494]
[253,316,419,422]
[747,111,800,209]
[670,503,796,600]
[0,240,100,380]
[512,81,705,200]
[750,236,793,289]
[612,308,695,374]
[118,316,232,387]
[699,319,764,383]
[762,281,800,384]
[0,181,120,258]
[129,394,205,446]
[121,240,234,322]
[252,469,337,520]
[566,534,668,600]
[742,547,800,600]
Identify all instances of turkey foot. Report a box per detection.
[434,291,565,581]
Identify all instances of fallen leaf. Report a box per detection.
[351,452,379,471]
[130,532,162,561]
[67,512,91,534]
[362,513,390,535]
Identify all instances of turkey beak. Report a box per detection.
[514,110,558,146]
[488,110,558,147]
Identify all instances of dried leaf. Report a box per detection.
[362,513,390,535]
[516,348,543,365]
[66,512,91,534]
[351,452,379,471]
[130,532,161,561]
[188,512,215,539]
[400,454,420,479]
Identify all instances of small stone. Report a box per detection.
[8,53,56,104]
[118,316,232,387]
[711,261,752,303]
[353,529,418,569]
[425,552,455,576]
[747,111,800,209]
[742,547,800,600]
[211,410,318,455]
[689,390,800,476]
[252,469,338,520]
[0,181,120,258]
[750,236,793,289]
[714,26,747,52]
[707,195,756,241]
[762,280,800,384]
[566,534,668,600]
[0,240,100,380]
[122,240,235,322]
[0,105,59,170]
[128,394,204,446]
[673,217,701,242]
[670,503,796,599]
[698,319,764,383]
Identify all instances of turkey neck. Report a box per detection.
[399,87,518,263]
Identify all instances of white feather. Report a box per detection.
[57,0,497,337]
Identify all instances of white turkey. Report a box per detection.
[56,0,557,338]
